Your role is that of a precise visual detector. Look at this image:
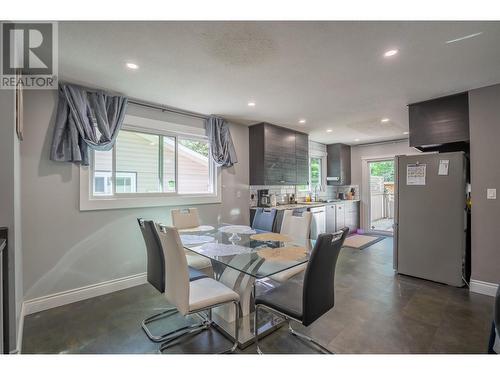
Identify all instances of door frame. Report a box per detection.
[361,155,396,236]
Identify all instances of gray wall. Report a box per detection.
[21,90,249,301]
[469,84,500,284]
[0,89,23,352]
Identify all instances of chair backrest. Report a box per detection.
[280,210,312,245]
[252,208,277,232]
[137,218,165,293]
[171,208,200,229]
[155,224,190,316]
[301,227,349,326]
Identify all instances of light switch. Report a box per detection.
[487,188,497,200]
[236,190,241,198]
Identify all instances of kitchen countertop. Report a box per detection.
[250,200,360,211]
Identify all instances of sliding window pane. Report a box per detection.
[310,157,321,188]
[178,138,211,194]
[115,130,161,193]
[93,150,112,196]
[162,136,176,192]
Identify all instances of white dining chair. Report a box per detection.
[171,207,212,273]
[156,224,240,353]
[268,210,312,283]
[171,208,200,229]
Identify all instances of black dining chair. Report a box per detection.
[137,218,207,342]
[251,208,277,232]
[253,227,349,353]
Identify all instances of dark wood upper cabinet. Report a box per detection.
[249,122,309,186]
[295,132,309,185]
[409,92,469,150]
[327,143,351,186]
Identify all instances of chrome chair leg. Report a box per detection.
[288,322,333,354]
[254,304,332,354]
[141,307,178,342]
[159,301,240,354]
[158,320,212,353]
[142,307,209,343]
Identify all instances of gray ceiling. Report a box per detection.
[59,21,500,144]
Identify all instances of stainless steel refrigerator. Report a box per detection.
[393,151,467,287]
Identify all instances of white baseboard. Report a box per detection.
[470,279,499,297]
[23,272,147,316]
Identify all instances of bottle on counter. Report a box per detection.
[270,194,277,207]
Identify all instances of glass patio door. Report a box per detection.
[368,159,395,233]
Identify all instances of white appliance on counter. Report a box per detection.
[310,206,326,239]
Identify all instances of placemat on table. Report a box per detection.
[250,233,293,242]
[257,246,307,261]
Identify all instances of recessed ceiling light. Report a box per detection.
[126,62,139,70]
[381,118,390,123]
[247,101,256,107]
[383,49,399,58]
[446,32,483,44]
[403,131,409,135]
[354,138,360,142]
[299,119,306,124]
[326,129,333,133]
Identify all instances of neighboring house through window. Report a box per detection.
[80,114,220,210]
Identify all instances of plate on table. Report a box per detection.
[178,225,215,233]
[180,234,215,246]
[218,225,256,235]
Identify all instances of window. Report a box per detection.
[93,171,136,195]
[86,122,218,210]
[178,139,211,194]
[297,156,324,192]
[310,157,322,189]
[115,172,137,193]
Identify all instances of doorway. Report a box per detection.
[368,159,395,233]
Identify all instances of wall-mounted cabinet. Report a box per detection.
[409,92,469,151]
[327,143,351,185]
[249,122,309,186]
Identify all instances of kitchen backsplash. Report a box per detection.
[249,184,359,206]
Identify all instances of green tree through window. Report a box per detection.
[370,160,394,182]
[310,157,321,187]
[179,139,209,157]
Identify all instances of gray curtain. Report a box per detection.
[205,116,238,168]
[50,83,128,166]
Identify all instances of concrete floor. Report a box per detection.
[22,238,494,354]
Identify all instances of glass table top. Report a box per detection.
[177,224,314,279]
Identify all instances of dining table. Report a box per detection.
[178,223,314,348]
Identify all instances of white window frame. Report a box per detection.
[80,114,221,211]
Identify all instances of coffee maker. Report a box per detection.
[257,189,271,207]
